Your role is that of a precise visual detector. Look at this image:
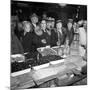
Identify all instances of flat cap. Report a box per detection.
[30,13,38,18]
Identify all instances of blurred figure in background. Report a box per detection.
[42,12,47,20]
[11,16,24,54]
[13,15,24,40]
[14,21,23,40]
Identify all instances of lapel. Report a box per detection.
[58,31,63,39]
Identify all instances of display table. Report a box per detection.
[11,42,87,90]
[11,55,86,90]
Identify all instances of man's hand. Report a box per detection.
[41,39,46,44]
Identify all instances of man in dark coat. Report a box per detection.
[56,20,67,46]
[46,18,58,47]
[66,19,74,46]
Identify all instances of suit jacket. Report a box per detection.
[66,27,74,45]
[57,27,67,45]
[50,30,58,47]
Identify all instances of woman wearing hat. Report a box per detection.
[45,18,58,47]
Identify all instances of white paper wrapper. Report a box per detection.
[11,54,25,62]
[11,68,31,77]
[50,59,65,65]
[32,65,66,80]
[33,63,50,70]
[11,54,23,58]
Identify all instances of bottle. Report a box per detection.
[58,47,63,56]
[64,38,70,56]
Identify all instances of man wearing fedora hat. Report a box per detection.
[30,13,39,32]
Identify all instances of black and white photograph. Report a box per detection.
[11,0,87,89]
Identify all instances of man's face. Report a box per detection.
[47,22,52,29]
[67,22,72,29]
[41,20,46,30]
[56,22,62,30]
[24,23,31,32]
[31,16,38,24]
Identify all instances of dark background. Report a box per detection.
[11,0,87,23]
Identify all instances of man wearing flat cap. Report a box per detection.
[56,20,67,46]
[66,19,74,46]
[68,19,73,22]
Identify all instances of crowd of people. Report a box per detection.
[11,13,87,59]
